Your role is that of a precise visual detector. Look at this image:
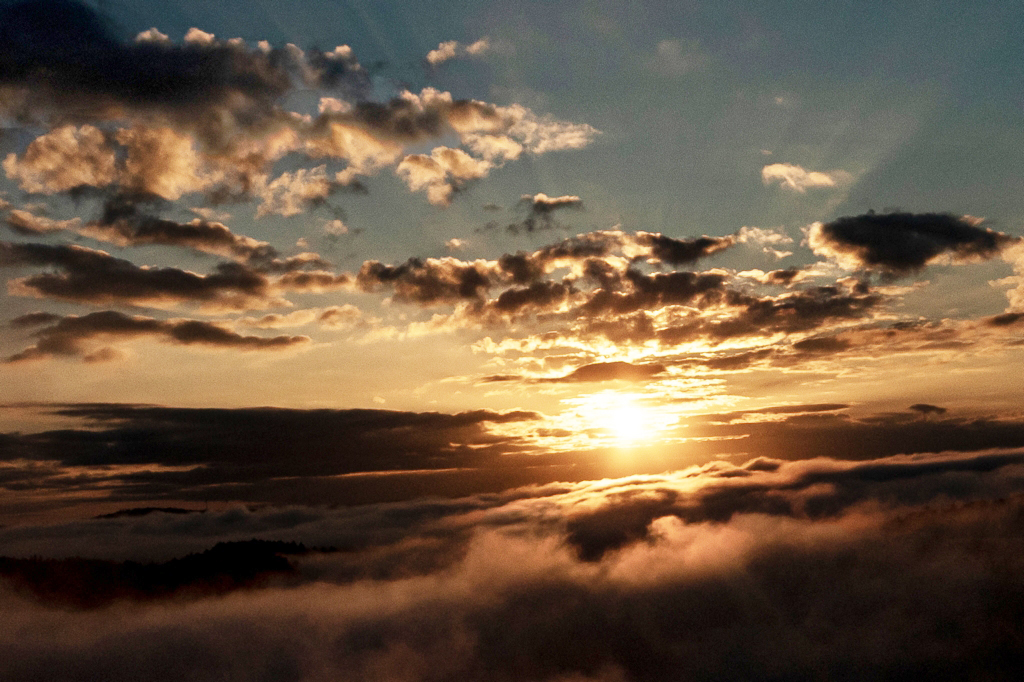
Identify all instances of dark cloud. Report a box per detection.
[7,402,1024,528]
[343,231,889,353]
[547,361,667,383]
[487,280,575,317]
[0,403,540,485]
[653,283,880,347]
[910,403,948,417]
[680,410,1024,462]
[691,403,850,423]
[987,312,1024,326]
[0,1,291,127]
[79,193,332,271]
[532,230,629,265]
[356,257,496,305]
[86,193,261,254]
[580,269,729,317]
[712,284,880,336]
[273,269,351,292]
[634,231,735,265]
[8,311,60,327]
[0,240,284,309]
[789,335,853,353]
[496,252,544,285]
[505,193,583,234]
[351,232,888,356]
[764,267,803,286]
[4,196,288,267]
[808,211,1019,276]
[5,310,307,362]
[346,97,449,141]
[0,0,373,140]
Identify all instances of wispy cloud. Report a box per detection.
[762,162,851,192]
[426,38,490,66]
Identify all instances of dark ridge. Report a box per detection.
[0,539,319,608]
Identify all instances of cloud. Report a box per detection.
[808,212,1019,276]
[578,269,730,318]
[0,403,542,505]
[0,241,286,311]
[235,305,363,329]
[348,230,739,323]
[426,38,490,66]
[987,311,1023,326]
[502,193,584,234]
[426,40,459,65]
[503,103,601,154]
[114,125,220,199]
[735,225,793,259]
[2,124,116,193]
[134,27,170,44]
[254,166,334,217]
[9,311,61,327]
[524,192,583,213]
[322,219,348,236]
[0,1,298,132]
[487,280,575,318]
[317,304,363,328]
[9,402,1024,526]
[236,309,320,329]
[3,447,1024,680]
[396,146,493,205]
[4,310,308,362]
[633,231,735,265]
[909,403,948,417]
[5,209,81,236]
[462,133,524,162]
[350,230,885,353]
[272,269,351,293]
[363,90,597,157]
[678,409,1024,463]
[80,193,302,266]
[356,257,498,305]
[0,2,597,217]
[547,361,667,383]
[761,162,850,192]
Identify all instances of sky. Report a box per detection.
[1,0,1024,679]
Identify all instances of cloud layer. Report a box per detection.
[3,444,1024,681]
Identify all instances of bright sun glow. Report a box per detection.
[609,402,650,445]
[570,391,675,448]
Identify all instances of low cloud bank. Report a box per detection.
[2,449,1024,680]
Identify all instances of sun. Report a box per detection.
[571,391,669,448]
[609,402,650,445]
